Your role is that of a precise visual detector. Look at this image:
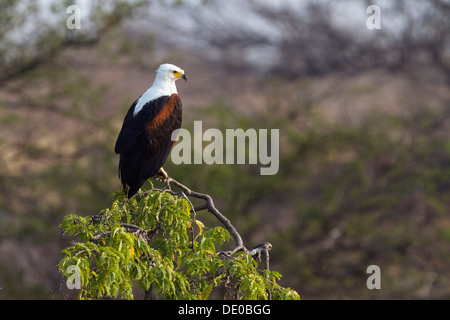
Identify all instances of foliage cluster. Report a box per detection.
[58,187,300,300]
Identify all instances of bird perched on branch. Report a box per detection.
[115,63,187,198]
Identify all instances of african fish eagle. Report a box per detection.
[114,63,187,198]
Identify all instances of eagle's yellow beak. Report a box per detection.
[173,70,187,81]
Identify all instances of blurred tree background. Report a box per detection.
[1,0,450,299]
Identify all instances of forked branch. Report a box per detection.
[128,176,272,270]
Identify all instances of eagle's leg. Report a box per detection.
[154,167,168,182]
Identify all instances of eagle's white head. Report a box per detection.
[133,63,187,116]
[156,63,187,82]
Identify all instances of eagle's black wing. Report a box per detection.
[115,94,182,198]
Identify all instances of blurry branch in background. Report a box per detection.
[0,0,146,86]
[4,0,449,85]
[162,0,450,81]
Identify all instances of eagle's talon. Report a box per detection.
[154,168,168,182]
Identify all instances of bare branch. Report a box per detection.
[165,177,244,249]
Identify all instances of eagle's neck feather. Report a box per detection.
[133,75,178,117]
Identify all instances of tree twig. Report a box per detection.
[165,177,244,249]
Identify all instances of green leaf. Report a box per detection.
[194,219,204,236]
